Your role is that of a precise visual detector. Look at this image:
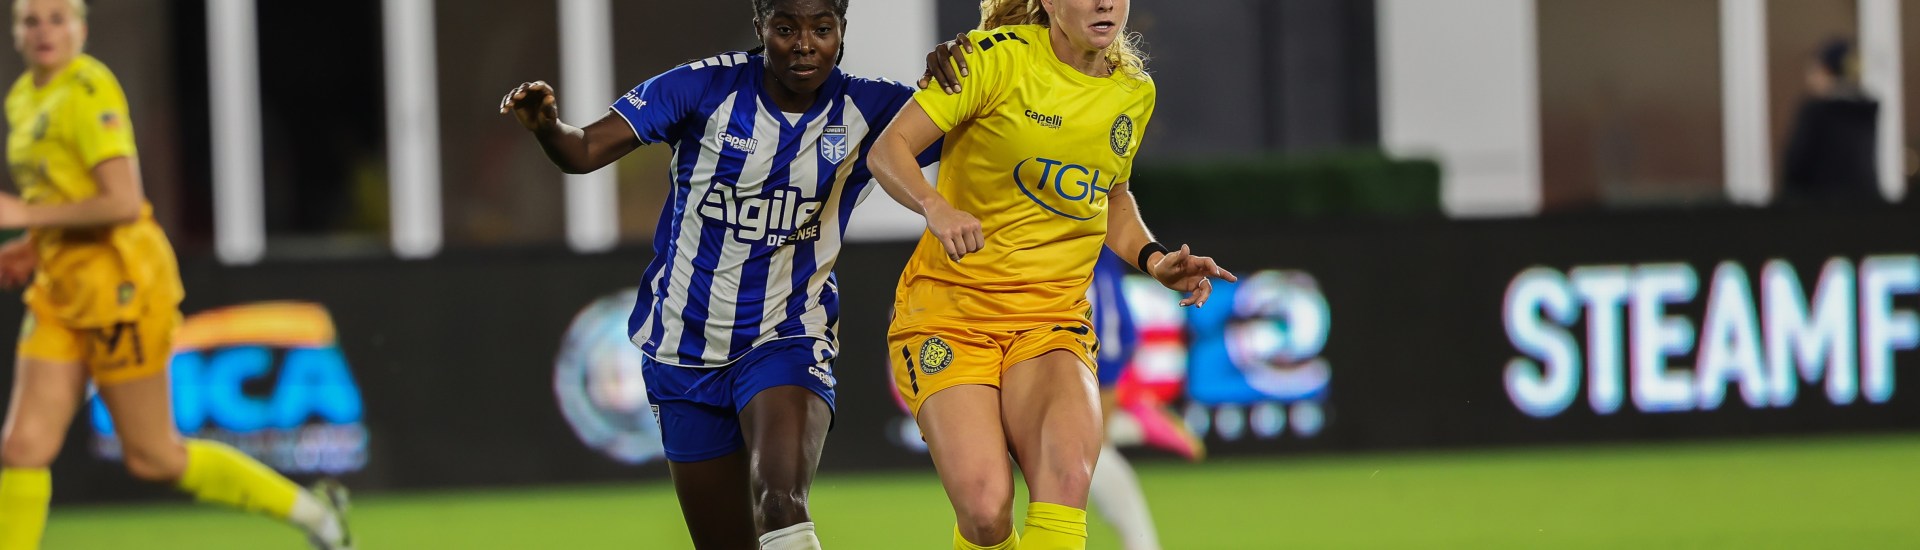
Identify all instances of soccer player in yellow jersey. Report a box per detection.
[0,1,351,548]
[870,1,1233,548]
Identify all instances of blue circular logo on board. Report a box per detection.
[554,288,665,465]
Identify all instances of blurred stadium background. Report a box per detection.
[1,0,1918,548]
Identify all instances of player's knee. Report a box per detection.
[955,508,1013,545]
[952,485,1014,542]
[120,441,187,482]
[0,430,60,468]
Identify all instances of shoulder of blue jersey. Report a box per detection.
[651,52,754,86]
[640,51,754,97]
[841,74,916,100]
[680,52,753,72]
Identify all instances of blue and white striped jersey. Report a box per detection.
[613,52,930,367]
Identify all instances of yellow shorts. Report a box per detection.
[18,306,179,385]
[889,319,1099,417]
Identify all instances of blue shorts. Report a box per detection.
[1089,250,1137,389]
[643,337,838,463]
[1097,352,1128,387]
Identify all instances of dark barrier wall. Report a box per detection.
[7,207,1920,503]
[1182,207,1920,454]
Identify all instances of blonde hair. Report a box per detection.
[979,0,1146,80]
[13,0,87,21]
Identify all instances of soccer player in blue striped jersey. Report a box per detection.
[499,1,934,548]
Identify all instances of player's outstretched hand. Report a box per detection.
[1151,244,1238,308]
[918,32,974,94]
[499,80,560,132]
[926,201,984,262]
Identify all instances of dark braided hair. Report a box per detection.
[748,0,851,62]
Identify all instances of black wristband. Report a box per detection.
[1137,241,1170,276]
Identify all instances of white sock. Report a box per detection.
[1091,444,1160,550]
[1106,407,1146,447]
[759,521,822,550]
[291,491,342,543]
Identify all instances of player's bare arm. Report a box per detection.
[498,80,639,174]
[0,156,144,229]
[870,101,984,261]
[1105,180,1237,308]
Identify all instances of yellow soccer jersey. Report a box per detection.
[894,24,1156,326]
[6,54,182,327]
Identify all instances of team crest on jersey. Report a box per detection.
[918,337,953,376]
[31,113,48,141]
[820,125,849,164]
[1110,115,1134,156]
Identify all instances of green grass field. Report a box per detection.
[42,434,1920,549]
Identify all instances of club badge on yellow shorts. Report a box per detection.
[890,322,1099,417]
[918,337,953,375]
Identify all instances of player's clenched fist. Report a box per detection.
[925,200,984,262]
[498,80,560,132]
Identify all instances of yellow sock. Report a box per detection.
[177,439,299,520]
[954,523,1018,549]
[1022,502,1088,550]
[0,468,51,550]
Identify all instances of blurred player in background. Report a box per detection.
[500,0,936,547]
[1086,248,1204,550]
[868,0,1233,548]
[0,1,352,549]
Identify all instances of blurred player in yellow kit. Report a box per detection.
[0,1,351,548]
[869,1,1233,548]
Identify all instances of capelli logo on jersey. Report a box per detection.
[718,132,758,154]
[1012,157,1114,221]
[1025,110,1063,129]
